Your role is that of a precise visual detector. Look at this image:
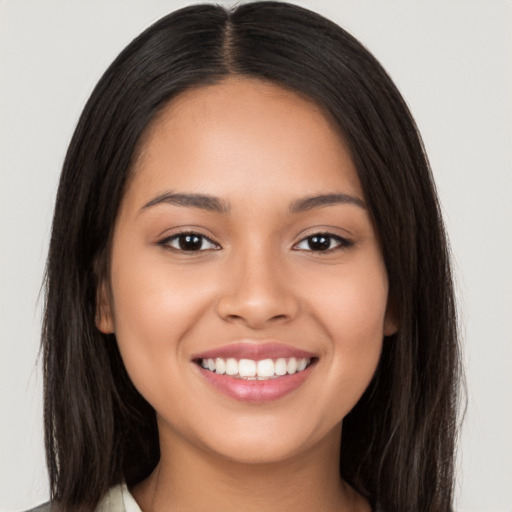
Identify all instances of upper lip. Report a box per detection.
[191,341,316,361]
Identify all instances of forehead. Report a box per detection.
[126,77,363,209]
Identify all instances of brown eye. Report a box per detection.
[307,235,331,251]
[159,233,219,252]
[294,233,352,252]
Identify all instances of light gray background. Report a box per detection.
[1,1,511,510]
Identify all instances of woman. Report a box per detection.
[34,2,462,511]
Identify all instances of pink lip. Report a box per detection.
[191,341,317,403]
[191,341,316,361]
[196,363,315,403]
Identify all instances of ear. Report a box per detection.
[95,280,115,334]
[384,317,398,337]
[383,302,399,337]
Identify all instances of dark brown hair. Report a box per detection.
[42,3,462,511]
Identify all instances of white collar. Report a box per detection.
[96,483,142,512]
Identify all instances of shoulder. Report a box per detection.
[21,484,139,512]
[23,504,53,512]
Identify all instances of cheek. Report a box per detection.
[107,251,211,396]
[309,253,388,334]
[111,247,212,334]
[305,257,388,401]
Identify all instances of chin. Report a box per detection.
[168,409,341,467]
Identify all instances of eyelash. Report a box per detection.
[157,231,220,252]
[293,233,353,253]
[157,231,353,254]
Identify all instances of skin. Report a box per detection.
[97,77,397,511]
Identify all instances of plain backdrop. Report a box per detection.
[1,1,511,511]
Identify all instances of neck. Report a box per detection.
[132,421,369,512]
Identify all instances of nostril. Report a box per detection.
[268,314,289,323]
[226,314,243,321]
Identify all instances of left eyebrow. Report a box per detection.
[141,191,230,213]
[289,193,366,214]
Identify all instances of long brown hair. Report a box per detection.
[42,3,463,511]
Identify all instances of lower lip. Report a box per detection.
[197,363,315,403]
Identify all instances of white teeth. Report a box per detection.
[225,358,238,376]
[274,358,287,376]
[238,359,256,378]
[199,357,311,380]
[257,359,274,378]
[215,358,226,375]
[287,358,297,374]
[298,358,308,371]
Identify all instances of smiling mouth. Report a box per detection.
[192,342,318,402]
[196,357,314,380]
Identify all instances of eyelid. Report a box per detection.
[292,232,353,253]
[157,230,221,251]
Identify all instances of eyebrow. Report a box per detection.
[141,191,366,214]
[142,192,230,213]
[288,193,366,213]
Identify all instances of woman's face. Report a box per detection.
[98,78,396,464]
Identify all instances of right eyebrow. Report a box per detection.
[141,191,230,214]
[288,193,366,214]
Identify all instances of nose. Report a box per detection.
[216,248,300,329]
